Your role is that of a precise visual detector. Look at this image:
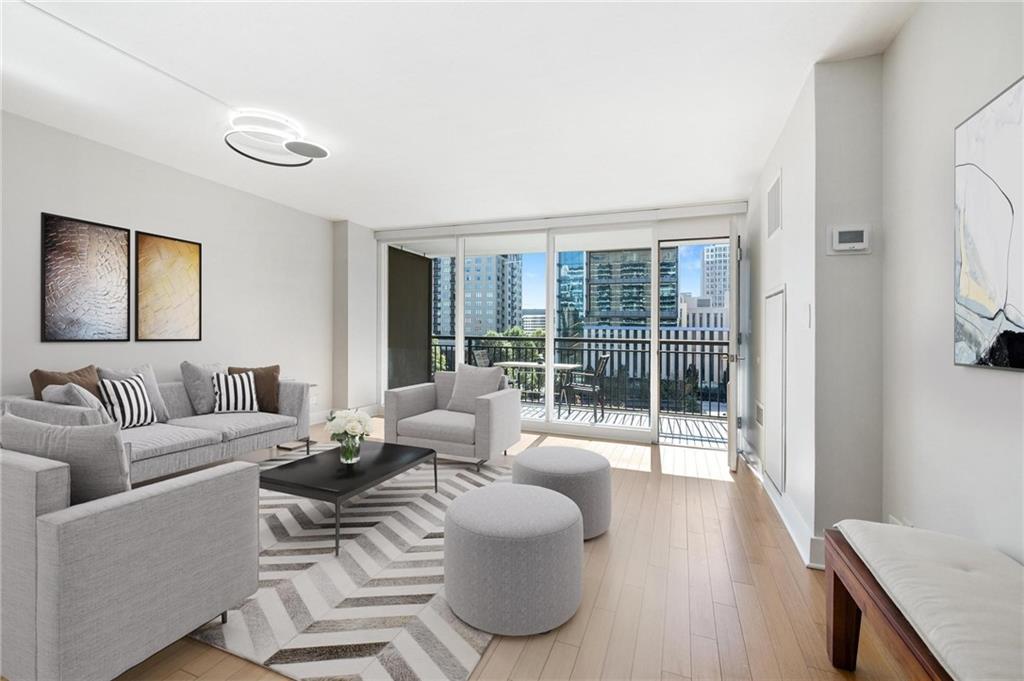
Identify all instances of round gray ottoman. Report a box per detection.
[444,484,583,636]
[512,447,612,539]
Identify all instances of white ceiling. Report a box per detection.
[1,1,915,229]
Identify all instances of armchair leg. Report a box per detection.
[221,611,228,624]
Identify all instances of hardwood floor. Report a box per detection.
[114,421,903,681]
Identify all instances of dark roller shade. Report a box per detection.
[388,247,432,388]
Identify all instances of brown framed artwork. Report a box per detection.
[135,231,202,341]
[41,213,130,342]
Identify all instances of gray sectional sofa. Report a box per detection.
[5,380,310,482]
[0,450,258,681]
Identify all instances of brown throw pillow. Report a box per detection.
[30,364,101,401]
[228,365,280,413]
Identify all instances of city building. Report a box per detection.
[701,243,730,307]
[556,248,679,333]
[556,251,586,335]
[679,292,728,328]
[585,247,678,327]
[433,254,523,336]
[432,257,456,336]
[521,308,545,332]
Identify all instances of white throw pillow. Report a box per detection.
[213,371,260,413]
[446,364,504,414]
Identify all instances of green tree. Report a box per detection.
[431,339,448,373]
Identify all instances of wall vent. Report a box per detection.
[755,401,765,427]
[766,173,782,237]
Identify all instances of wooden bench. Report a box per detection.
[826,520,1023,681]
[825,528,952,680]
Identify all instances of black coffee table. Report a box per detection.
[259,440,437,555]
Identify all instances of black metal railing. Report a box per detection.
[429,334,729,418]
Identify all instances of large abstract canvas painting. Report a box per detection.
[136,231,201,341]
[41,213,129,341]
[954,76,1024,370]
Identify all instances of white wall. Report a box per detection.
[332,220,380,411]
[746,56,887,565]
[1,113,334,413]
[813,56,884,547]
[882,2,1023,562]
[745,72,819,559]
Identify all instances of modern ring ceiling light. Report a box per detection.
[224,110,330,167]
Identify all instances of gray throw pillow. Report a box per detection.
[446,364,504,414]
[97,364,169,422]
[0,414,130,504]
[180,361,225,415]
[41,383,113,424]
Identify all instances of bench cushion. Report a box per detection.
[120,424,221,462]
[397,409,475,445]
[168,413,297,442]
[836,519,1023,681]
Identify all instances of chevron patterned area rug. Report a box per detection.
[191,443,509,681]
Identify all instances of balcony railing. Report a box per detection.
[430,333,729,419]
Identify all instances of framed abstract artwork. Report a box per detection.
[954,75,1024,370]
[135,231,202,341]
[41,213,130,342]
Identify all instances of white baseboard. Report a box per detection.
[760,472,819,569]
[808,536,825,570]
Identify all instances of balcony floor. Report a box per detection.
[519,403,728,449]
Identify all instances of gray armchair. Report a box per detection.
[385,371,521,468]
[0,449,258,681]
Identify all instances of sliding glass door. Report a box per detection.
[656,238,731,450]
[552,229,653,430]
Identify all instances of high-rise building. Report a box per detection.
[432,254,523,336]
[701,244,730,308]
[556,248,679,333]
[557,251,586,335]
[431,257,456,336]
[466,253,522,335]
[585,247,678,326]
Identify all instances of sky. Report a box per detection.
[519,245,709,309]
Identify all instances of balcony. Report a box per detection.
[431,333,730,450]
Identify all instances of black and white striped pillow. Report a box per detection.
[213,371,259,413]
[98,374,156,429]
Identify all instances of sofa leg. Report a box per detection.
[504,449,508,456]
[221,611,228,624]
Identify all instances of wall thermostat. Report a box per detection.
[830,225,871,254]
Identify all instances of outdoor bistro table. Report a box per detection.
[493,361,582,415]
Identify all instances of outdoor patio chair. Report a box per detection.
[565,354,610,423]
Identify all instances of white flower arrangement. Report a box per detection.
[326,408,372,439]
[326,409,372,462]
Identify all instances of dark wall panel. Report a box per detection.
[388,247,431,388]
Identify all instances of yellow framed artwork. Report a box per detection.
[135,231,201,341]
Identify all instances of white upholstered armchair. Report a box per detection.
[385,370,521,468]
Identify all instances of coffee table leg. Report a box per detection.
[433,453,438,493]
[334,499,341,556]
